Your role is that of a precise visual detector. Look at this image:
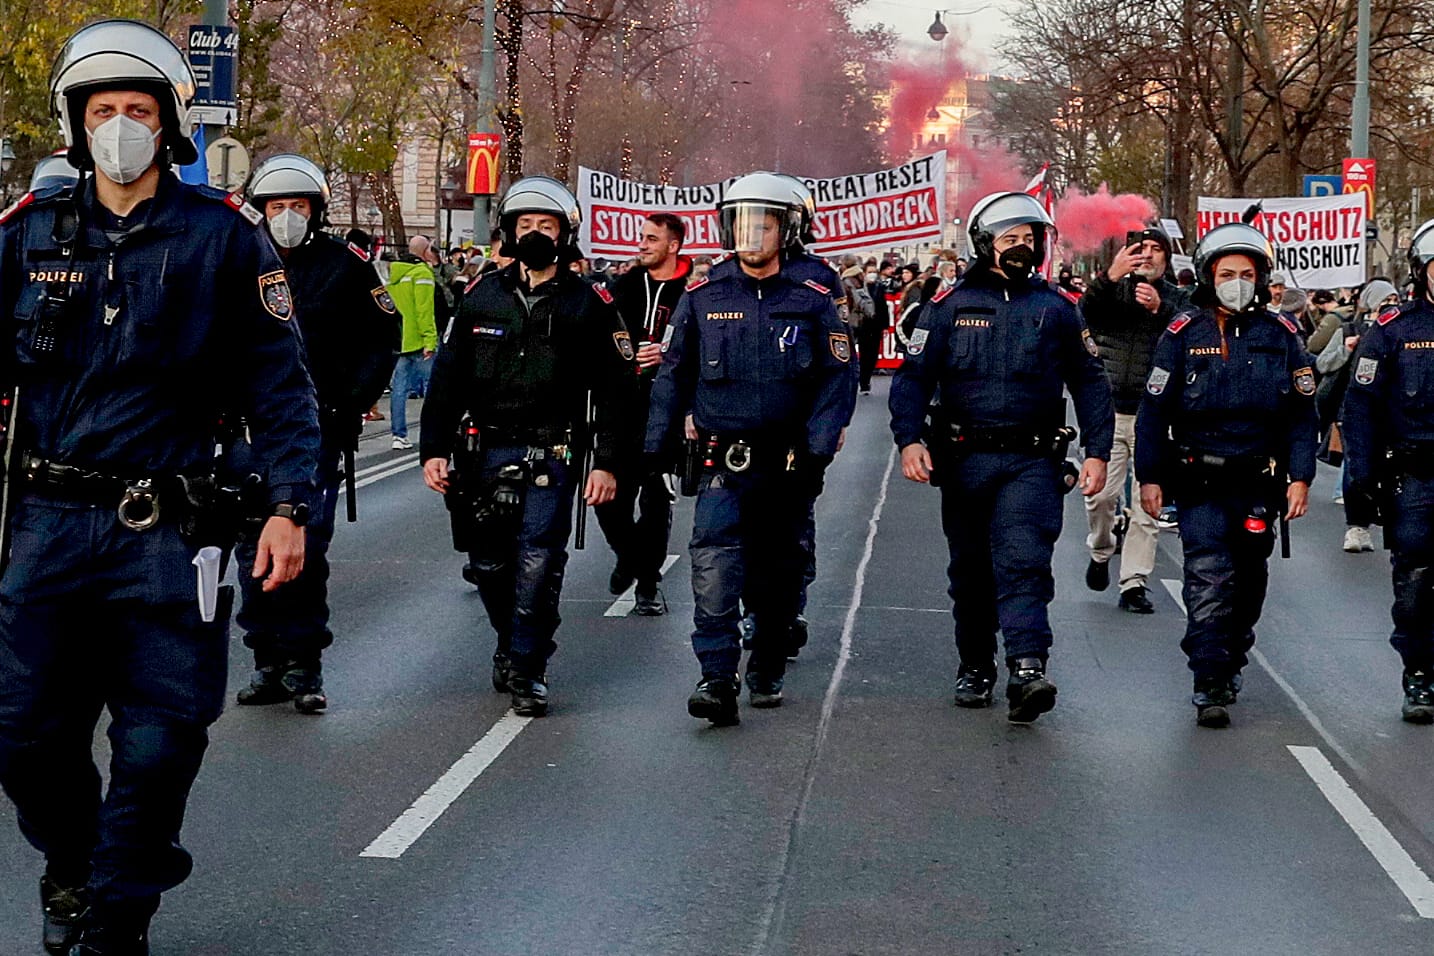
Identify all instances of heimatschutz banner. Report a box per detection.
[577,152,947,258]
[1195,193,1366,288]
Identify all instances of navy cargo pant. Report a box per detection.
[939,453,1064,668]
[236,434,341,669]
[1176,488,1278,679]
[594,467,674,589]
[690,464,809,679]
[1386,473,1434,669]
[468,445,577,678]
[0,497,231,926]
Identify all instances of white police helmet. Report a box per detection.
[1408,219,1434,295]
[1191,222,1276,307]
[967,192,1055,266]
[49,19,198,169]
[497,176,581,248]
[248,154,331,215]
[718,172,811,254]
[29,151,81,192]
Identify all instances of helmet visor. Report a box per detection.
[720,202,789,254]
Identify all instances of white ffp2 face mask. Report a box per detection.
[86,114,160,185]
[267,209,311,249]
[1215,278,1256,312]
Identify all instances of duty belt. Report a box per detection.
[20,454,184,531]
[477,424,573,462]
[698,434,798,474]
[1390,442,1434,477]
[944,424,1074,456]
[1175,447,1277,477]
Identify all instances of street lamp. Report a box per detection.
[927,11,949,42]
[0,139,15,202]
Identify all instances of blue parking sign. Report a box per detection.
[1303,175,1342,198]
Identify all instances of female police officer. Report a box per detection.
[0,20,320,954]
[1135,223,1317,728]
[889,192,1114,724]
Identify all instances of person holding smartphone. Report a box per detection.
[1078,225,1191,614]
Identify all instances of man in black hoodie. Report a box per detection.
[597,213,692,614]
[1079,225,1190,613]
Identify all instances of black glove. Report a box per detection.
[792,450,834,499]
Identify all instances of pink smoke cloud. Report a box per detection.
[1054,185,1157,255]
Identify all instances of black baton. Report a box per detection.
[344,447,357,522]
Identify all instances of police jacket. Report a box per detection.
[1134,306,1318,489]
[888,264,1115,458]
[281,231,399,424]
[645,253,856,458]
[0,173,320,507]
[610,256,691,386]
[420,263,637,471]
[1341,298,1434,486]
[1080,272,1189,414]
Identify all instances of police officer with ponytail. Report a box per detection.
[230,155,399,714]
[0,20,320,953]
[889,191,1113,724]
[1135,223,1317,729]
[420,177,636,718]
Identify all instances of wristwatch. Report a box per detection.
[271,502,310,527]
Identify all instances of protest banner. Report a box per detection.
[578,153,947,258]
[1195,194,1366,288]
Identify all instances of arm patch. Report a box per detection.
[1378,306,1402,326]
[1276,314,1300,335]
[593,283,614,304]
[225,192,264,225]
[686,276,710,293]
[347,241,372,262]
[1167,314,1193,335]
[931,284,955,305]
[804,278,831,296]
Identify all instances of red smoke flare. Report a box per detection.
[1054,185,1157,255]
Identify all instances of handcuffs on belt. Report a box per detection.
[724,440,752,473]
[117,478,161,531]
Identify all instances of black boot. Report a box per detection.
[1006,657,1058,724]
[633,584,667,616]
[1118,585,1155,614]
[1193,675,1236,728]
[491,652,513,692]
[608,563,634,596]
[746,671,784,708]
[1402,669,1434,724]
[509,675,549,717]
[235,666,291,706]
[1085,558,1110,592]
[952,664,995,708]
[68,922,149,956]
[40,876,87,955]
[786,615,809,660]
[282,666,327,715]
[688,676,740,726]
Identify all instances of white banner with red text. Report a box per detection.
[577,153,947,259]
[1195,193,1366,289]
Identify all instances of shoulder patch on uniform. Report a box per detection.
[804,278,831,296]
[224,192,265,226]
[593,282,614,304]
[347,241,371,262]
[1378,305,1402,326]
[372,286,396,315]
[1082,328,1100,358]
[1058,287,1080,305]
[686,276,710,293]
[907,327,929,356]
[829,332,851,363]
[0,192,35,225]
[1167,313,1193,334]
[1276,314,1300,335]
[713,253,733,265]
[464,272,490,295]
[1146,366,1171,396]
[931,284,955,305]
[1293,365,1315,396]
[258,270,293,320]
[613,329,635,361]
[1355,355,1379,385]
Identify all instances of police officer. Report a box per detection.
[1342,219,1434,723]
[1135,223,1316,728]
[420,176,635,718]
[231,155,399,713]
[647,172,856,725]
[0,20,319,955]
[889,192,1114,723]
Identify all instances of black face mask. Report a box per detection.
[515,231,559,270]
[997,245,1037,282]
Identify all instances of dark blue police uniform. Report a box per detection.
[1343,300,1434,678]
[890,266,1114,673]
[1135,307,1317,682]
[233,231,398,680]
[421,263,635,693]
[647,255,855,688]
[0,173,320,927]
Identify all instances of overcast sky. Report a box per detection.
[852,0,1016,74]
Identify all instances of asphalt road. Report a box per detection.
[3,384,1434,955]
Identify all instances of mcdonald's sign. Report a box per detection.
[468,132,502,195]
[1342,157,1376,219]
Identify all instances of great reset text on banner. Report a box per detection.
[1195,193,1366,288]
[578,153,947,258]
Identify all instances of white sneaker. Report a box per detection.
[392,437,413,450]
[1344,526,1373,552]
